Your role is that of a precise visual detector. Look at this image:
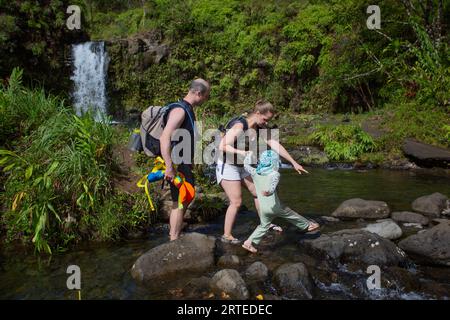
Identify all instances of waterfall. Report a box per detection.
[71,41,109,122]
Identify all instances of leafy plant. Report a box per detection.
[0,68,118,253]
[309,124,377,161]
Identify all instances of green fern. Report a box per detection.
[310,124,377,161]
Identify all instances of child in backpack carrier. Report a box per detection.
[241,150,320,253]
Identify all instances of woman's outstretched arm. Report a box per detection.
[265,138,309,174]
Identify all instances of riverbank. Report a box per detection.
[276,111,450,170]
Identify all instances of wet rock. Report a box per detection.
[182,276,211,299]
[302,229,407,266]
[398,223,450,266]
[432,218,450,225]
[402,139,450,168]
[320,216,340,223]
[332,198,390,219]
[217,255,241,268]
[131,233,216,283]
[402,222,423,229]
[363,219,403,240]
[442,200,450,216]
[273,263,313,299]
[391,211,429,226]
[210,269,249,300]
[412,192,449,218]
[324,163,354,170]
[380,158,419,170]
[244,262,269,282]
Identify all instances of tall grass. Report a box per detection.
[0,68,117,253]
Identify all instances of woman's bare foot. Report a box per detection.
[242,240,257,253]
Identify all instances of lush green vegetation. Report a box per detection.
[309,125,377,161]
[88,1,448,108]
[0,69,150,253]
[87,0,449,156]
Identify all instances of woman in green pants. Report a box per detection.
[242,150,320,253]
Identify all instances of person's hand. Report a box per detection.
[240,150,249,157]
[262,191,273,196]
[293,162,309,174]
[164,165,176,182]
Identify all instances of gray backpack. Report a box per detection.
[139,101,196,157]
[140,105,169,157]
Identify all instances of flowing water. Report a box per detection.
[0,168,449,299]
[71,41,109,122]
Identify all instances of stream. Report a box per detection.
[1,168,449,299]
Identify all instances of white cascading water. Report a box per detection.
[71,41,109,122]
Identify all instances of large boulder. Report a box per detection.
[131,233,216,283]
[302,229,407,266]
[273,263,313,299]
[332,199,390,219]
[412,193,449,218]
[398,223,450,266]
[209,269,249,300]
[402,139,450,168]
[363,219,403,240]
[244,262,269,282]
[391,211,429,226]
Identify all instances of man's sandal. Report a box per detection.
[221,235,241,245]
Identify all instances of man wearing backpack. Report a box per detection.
[160,79,210,241]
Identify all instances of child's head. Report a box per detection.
[256,150,281,175]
